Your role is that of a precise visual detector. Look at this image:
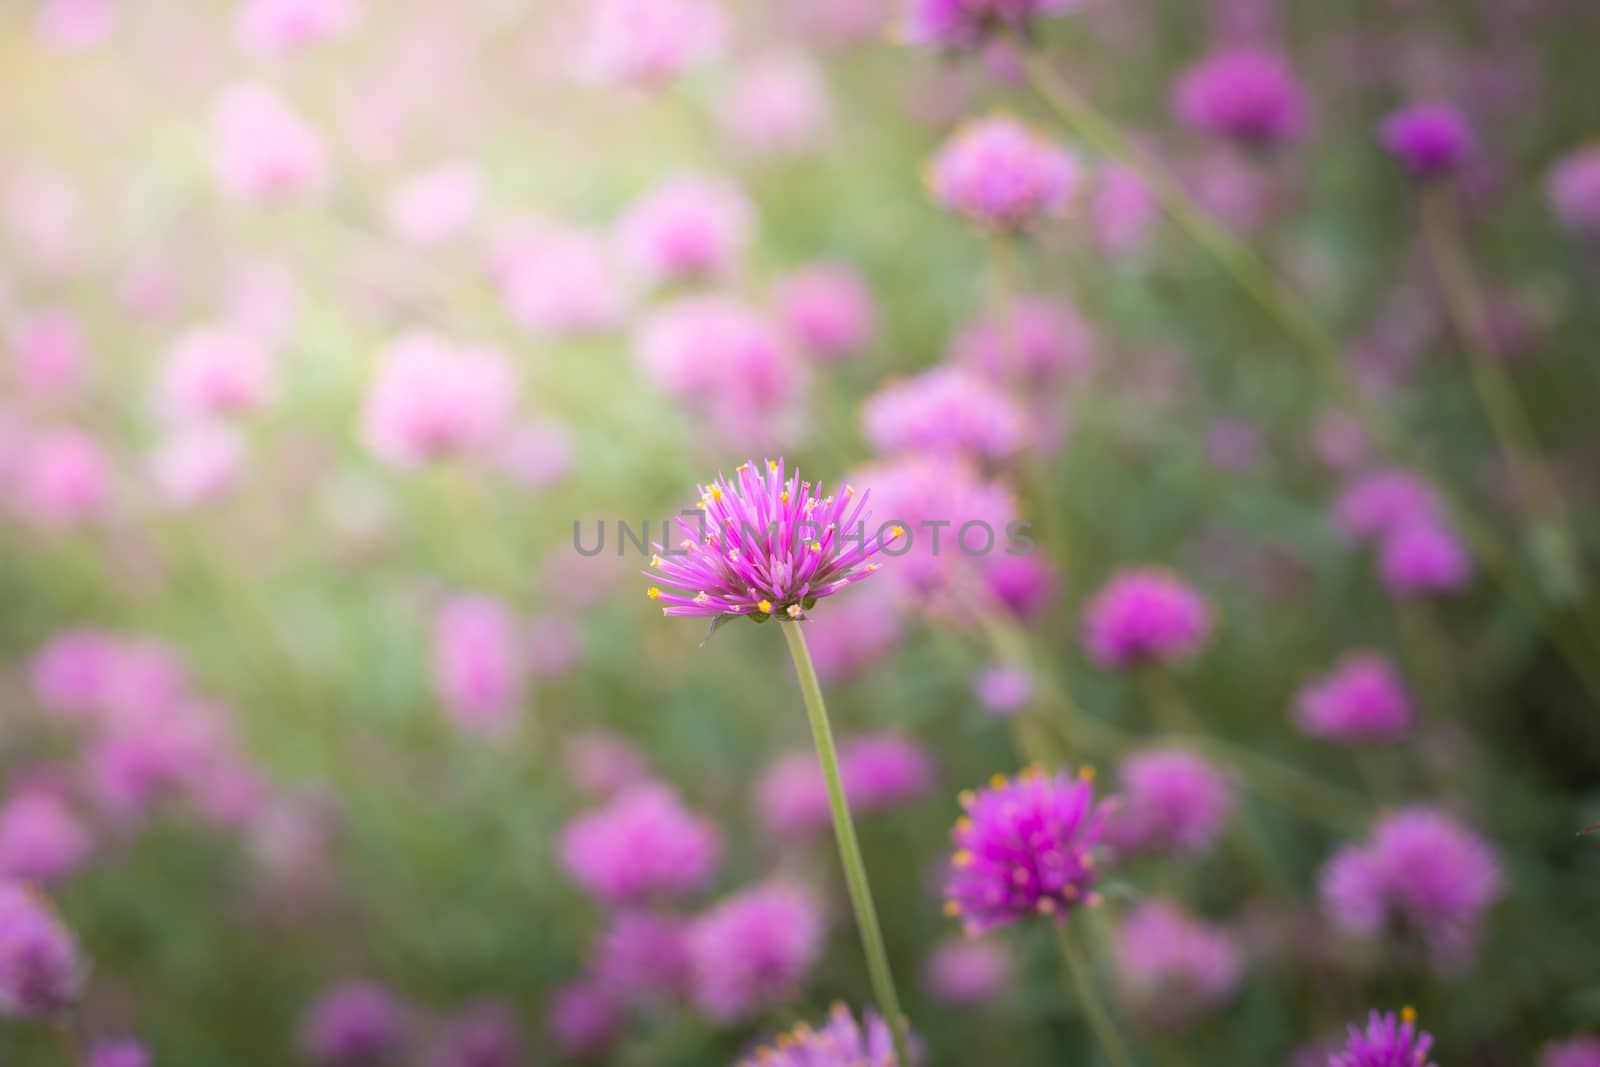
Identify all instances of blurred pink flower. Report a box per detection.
[431,594,528,736]
[383,162,482,248]
[1082,568,1215,670]
[36,0,115,50]
[1114,900,1244,1028]
[526,615,582,679]
[1173,45,1311,148]
[1106,747,1235,858]
[1091,162,1161,257]
[616,173,753,286]
[564,730,651,798]
[13,428,109,530]
[559,783,723,905]
[1295,652,1414,744]
[361,332,519,468]
[1547,144,1600,240]
[158,326,275,422]
[573,0,728,88]
[773,263,876,362]
[929,117,1082,230]
[687,881,823,1023]
[1379,520,1474,599]
[236,0,359,56]
[491,222,627,337]
[863,366,1026,460]
[923,937,1012,1006]
[147,423,245,509]
[547,979,621,1062]
[5,168,82,279]
[952,296,1100,388]
[10,309,89,402]
[213,84,331,204]
[720,54,832,158]
[972,665,1034,716]
[0,787,92,886]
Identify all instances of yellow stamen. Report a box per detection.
[889,525,904,539]
[1078,764,1097,783]
[1401,1006,1417,1025]
[957,790,976,809]
[943,900,962,917]
[649,553,661,568]
[646,587,662,600]
[953,850,974,868]
[786,604,803,618]
[989,773,1008,789]
[757,599,773,614]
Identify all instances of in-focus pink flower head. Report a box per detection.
[945,766,1110,934]
[593,910,691,1005]
[559,782,723,905]
[491,221,627,338]
[383,162,483,248]
[1113,899,1244,1029]
[1172,45,1311,148]
[952,295,1100,388]
[928,116,1082,231]
[863,365,1025,460]
[423,1001,524,1067]
[158,325,276,423]
[10,308,90,401]
[687,881,824,1023]
[0,787,92,886]
[213,83,331,204]
[616,173,754,287]
[0,881,83,1018]
[1380,103,1476,180]
[13,428,109,531]
[1082,568,1215,670]
[1295,652,1414,745]
[1106,748,1234,858]
[901,0,1075,49]
[147,423,245,509]
[972,664,1034,716]
[236,0,359,55]
[36,0,115,51]
[1320,806,1503,971]
[644,458,893,621]
[299,980,409,1067]
[431,594,528,737]
[563,730,651,798]
[1332,467,1443,542]
[572,0,729,89]
[719,53,833,159]
[1544,1037,1600,1067]
[923,936,1012,1006]
[1378,520,1474,599]
[1330,1009,1438,1067]
[1547,145,1600,240]
[735,1003,914,1067]
[361,332,519,469]
[773,263,877,362]
[548,979,622,1062]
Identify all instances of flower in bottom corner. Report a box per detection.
[1330,1008,1437,1067]
[735,1002,918,1066]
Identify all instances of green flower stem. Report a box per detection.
[780,621,913,1067]
[1054,920,1137,1067]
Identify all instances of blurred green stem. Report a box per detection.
[780,622,914,1066]
[1054,921,1137,1067]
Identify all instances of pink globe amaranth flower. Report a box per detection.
[5,167,82,280]
[1091,161,1161,257]
[1173,45,1310,148]
[1082,568,1215,670]
[616,172,753,286]
[0,788,92,885]
[27,628,119,719]
[491,222,627,338]
[757,752,832,841]
[423,1001,524,1067]
[86,701,241,823]
[1332,468,1443,543]
[495,420,575,490]
[1381,103,1476,179]
[802,583,905,682]
[564,730,651,798]
[1330,1009,1438,1067]
[86,1038,150,1067]
[224,260,299,345]
[148,423,245,509]
[0,882,82,1018]
[929,117,1081,230]
[548,979,622,1062]
[972,664,1034,716]
[843,732,936,811]
[901,0,1074,48]
[1295,652,1414,745]
[923,937,1012,1006]
[572,0,728,88]
[983,554,1058,621]
[212,84,331,204]
[790,0,889,47]
[11,308,89,401]
[383,162,482,248]
[1548,145,1600,239]
[643,458,892,621]
[593,910,691,1005]
[737,1003,914,1066]
[431,594,528,736]
[14,428,109,530]
[361,332,519,469]
[158,325,275,422]
[1319,806,1503,971]
[773,264,876,362]
[945,767,1110,934]
[1379,520,1474,599]
[36,0,115,50]
[687,881,824,1024]
[300,981,409,1067]
[559,782,723,905]
[1544,1037,1600,1067]
[1107,748,1234,859]
[720,53,833,159]
[863,366,1026,460]
[953,296,1100,388]
[1113,900,1244,1029]
[236,0,359,56]
[1183,146,1288,234]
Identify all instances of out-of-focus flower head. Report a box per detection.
[929,117,1081,230]
[496,419,576,490]
[952,296,1100,389]
[644,458,891,621]
[431,593,528,737]
[900,0,1074,49]
[236,0,359,56]
[1310,410,1371,472]
[300,981,409,1067]
[972,664,1034,716]
[863,366,1026,460]
[1294,652,1414,744]
[0,786,92,885]
[491,221,627,338]
[1381,103,1476,179]
[361,332,519,469]
[982,554,1058,621]
[1547,145,1600,239]
[802,583,904,683]
[13,428,109,531]
[1543,1037,1600,1067]
[923,937,1012,1006]
[593,910,691,1005]
[383,162,482,248]
[0,882,82,1019]
[158,325,275,423]
[736,1003,914,1066]
[525,613,582,679]
[10,308,90,401]
[148,423,245,509]
[720,53,833,159]
[773,264,876,363]
[559,783,723,905]
[573,0,728,89]
[213,83,331,204]
[85,700,243,824]
[564,730,652,798]
[1105,748,1234,858]
[548,979,622,1062]
[1091,161,1161,257]
[1329,1008,1437,1067]
[617,173,753,287]
[423,1001,524,1067]
[37,0,116,50]
[1332,467,1444,542]
[1172,45,1310,148]
[687,881,824,1023]
[1081,568,1215,670]
[1205,416,1261,472]
[1320,807,1503,971]
[86,1038,150,1067]
[5,167,82,279]
[1113,899,1244,1028]
[757,733,934,841]
[1378,520,1474,599]
[27,629,189,725]
[944,766,1109,934]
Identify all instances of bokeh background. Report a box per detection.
[3,0,1600,1064]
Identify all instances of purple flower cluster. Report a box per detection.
[1381,104,1476,180]
[1294,652,1414,744]
[928,117,1081,230]
[559,783,723,905]
[300,980,409,1067]
[1105,747,1235,858]
[736,1002,913,1067]
[1082,568,1215,669]
[863,366,1025,459]
[0,882,81,1018]
[686,881,824,1023]
[1330,1009,1437,1067]
[1545,1037,1600,1067]
[1113,900,1244,1028]
[1332,468,1473,599]
[1173,45,1310,148]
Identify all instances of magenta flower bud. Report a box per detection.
[952,297,1099,387]
[1378,520,1473,599]
[1330,1009,1437,1067]
[299,981,409,1067]
[1294,652,1414,744]
[945,767,1110,933]
[572,0,728,88]
[0,883,82,1019]
[423,1001,524,1067]
[720,53,832,159]
[1106,748,1234,858]
[1113,900,1243,1028]
[86,1038,150,1067]
[1381,103,1476,179]
[616,173,753,286]
[430,593,528,736]
[773,264,876,362]
[923,937,1012,1007]
[1544,1037,1600,1067]
[158,325,275,422]
[972,665,1034,717]
[1172,45,1310,148]
[687,881,824,1023]
[1547,145,1600,240]
[548,979,621,1062]
[900,0,1073,49]
[559,783,722,905]
[212,83,330,204]
[235,0,357,55]
[361,332,519,469]
[929,117,1081,231]
[0,787,92,885]
[1082,568,1215,670]
[737,1003,917,1066]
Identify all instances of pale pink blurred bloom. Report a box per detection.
[544,550,627,610]
[361,332,519,468]
[96,638,192,725]
[755,752,830,841]
[548,980,621,1062]
[86,701,240,824]
[773,264,876,363]
[923,938,1012,1007]
[572,0,728,88]
[431,594,528,736]
[158,326,275,423]
[1310,410,1370,471]
[616,173,754,287]
[491,222,627,337]
[803,585,904,683]
[954,296,1101,391]
[1206,416,1261,471]
[187,757,268,829]
[213,84,331,204]
[236,0,359,56]
[147,424,245,509]
[1379,520,1474,599]
[863,366,1026,460]
[224,261,299,345]
[564,730,651,798]
[0,786,92,885]
[972,665,1034,716]
[248,795,340,906]
[719,53,832,159]
[495,419,575,490]
[526,615,582,679]
[36,0,115,50]
[788,0,889,47]
[1091,162,1161,257]
[13,428,109,530]
[6,168,83,279]
[1548,145,1600,240]
[383,162,483,248]
[10,309,89,402]
[1185,149,1287,234]
[119,259,183,323]
[28,628,121,721]
[1114,900,1244,1028]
